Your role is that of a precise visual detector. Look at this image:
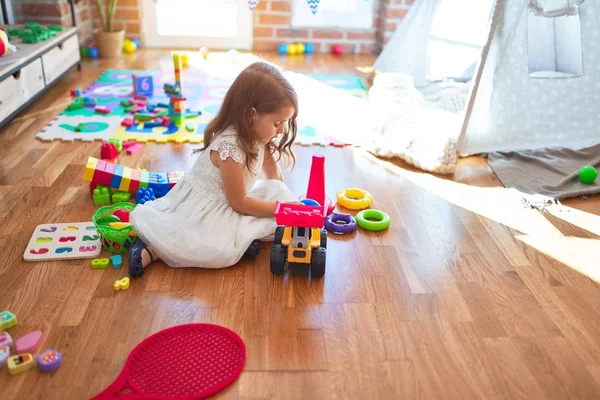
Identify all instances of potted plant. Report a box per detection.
[93,0,124,58]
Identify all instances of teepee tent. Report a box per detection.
[458,0,600,155]
[370,0,600,173]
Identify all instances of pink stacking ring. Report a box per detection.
[324,213,357,234]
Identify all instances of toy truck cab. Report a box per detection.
[270,202,327,278]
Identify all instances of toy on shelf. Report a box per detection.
[6,22,62,44]
[0,311,17,332]
[83,157,185,197]
[23,223,102,261]
[0,28,16,57]
[15,330,43,354]
[133,74,154,97]
[356,209,390,231]
[270,155,330,278]
[37,349,63,372]
[324,213,357,234]
[578,165,598,184]
[336,188,373,210]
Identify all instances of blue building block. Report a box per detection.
[110,164,124,189]
[136,187,156,204]
[110,255,122,269]
[148,173,170,197]
[75,88,81,97]
[133,74,154,97]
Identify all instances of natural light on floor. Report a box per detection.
[359,151,600,283]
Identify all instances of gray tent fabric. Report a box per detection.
[488,144,600,199]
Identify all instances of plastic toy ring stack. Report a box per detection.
[356,210,390,231]
[324,213,357,234]
[336,188,373,210]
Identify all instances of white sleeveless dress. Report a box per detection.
[129,127,296,268]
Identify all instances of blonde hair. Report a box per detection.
[196,62,298,171]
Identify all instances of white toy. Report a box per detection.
[23,223,101,261]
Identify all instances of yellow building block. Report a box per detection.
[83,157,98,182]
[8,354,34,375]
[118,167,132,192]
[114,277,130,291]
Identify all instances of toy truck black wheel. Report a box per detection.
[274,226,285,245]
[270,244,287,275]
[320,229,327,248]
[310,247,326,278]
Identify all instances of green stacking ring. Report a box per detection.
[356,210,390,231]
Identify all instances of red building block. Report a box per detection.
[101,142,119,161]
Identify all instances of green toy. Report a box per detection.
[578,166,598,184]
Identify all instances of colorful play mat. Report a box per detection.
[36,67,367,146]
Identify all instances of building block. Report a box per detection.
[129,169,141,192]
[0,346,9,368]
[37,349,63,372]
[112,191,132,202]
[95,106,111,114]
[8,354,34,375]
[101,142,119,160]
[93,160,116,187]
[114,277,130,291]
[120,99,132,107]
[118,167,132,192]
[129,107,141,114]
[136,187,156,204]
[126,144,143,155]
[83,157,98,182]
[110,255,122,269]
[67,99,84,111]
[0,332,13,348]
[75,123,86,132]
[110,164,124,188]
[155,110,167,118]
[108,138,123,153]
[121,118,134,128]
[15,330,42,354]
[132,74,154,97]
[134,113,154,121]
[0,311,17,332]
[83,97,96,107]
[93,186,111,206]
[124,105,136,112]
[143,121,162,129]
[122,140,136,149]
[139,170,149,188]
[92,258,110,269]
[134,95,149,101]
[131,99,147,107]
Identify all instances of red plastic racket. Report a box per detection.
[90,323,246,400]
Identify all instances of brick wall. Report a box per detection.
[89,0,141,40]
[12,0,412,55]
[253,0,413,54]
[10,0,139,43]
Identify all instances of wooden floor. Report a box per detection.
[1,50,600,399]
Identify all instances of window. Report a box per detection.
[291,0,373,29]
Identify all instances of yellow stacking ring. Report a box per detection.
[336,188,373,210]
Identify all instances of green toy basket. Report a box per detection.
[92,202,137,254]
